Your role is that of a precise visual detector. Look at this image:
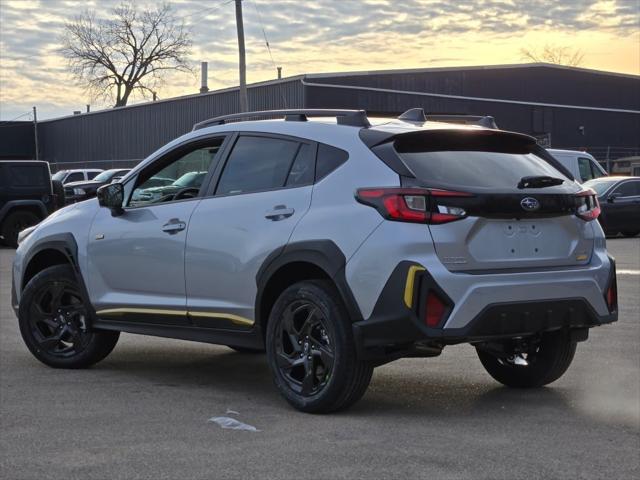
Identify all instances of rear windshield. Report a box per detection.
[394,131,571,190]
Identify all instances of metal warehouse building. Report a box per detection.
[2,63,639,170]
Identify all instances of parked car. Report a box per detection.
[64,168,131,204]
[547,149,607,183]
[583,176,640,237]
[51,168,103,184]
[12,109,617,413]
[130,171,208,204]
[0,160,63,247]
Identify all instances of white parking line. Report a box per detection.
[617,270,640,275]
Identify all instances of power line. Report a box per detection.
[0,111,32,124]
[180,0,234,23]
[250,0,287,107]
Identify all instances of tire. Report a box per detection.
[18,265,119,369]
[621,230,639,238]
[266,280,373,413]
[227,345,265,354]
[1,210,40,248]
[476,331,577,388]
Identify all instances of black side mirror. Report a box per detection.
[97,183,124,216]
[607,192,621,203]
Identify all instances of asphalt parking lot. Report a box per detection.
[1,239,638,480]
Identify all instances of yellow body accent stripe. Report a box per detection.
[188,311,254,326]
[404,265,426,308]
[95,308,254,326]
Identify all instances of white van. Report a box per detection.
[547,149,608,183]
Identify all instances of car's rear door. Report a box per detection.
[184,133,315,329]
[606,180,640,233]
[87,135,228,325]
[391,129,595,272]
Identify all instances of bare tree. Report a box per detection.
[520,44,585,67]
[62,3,192,107]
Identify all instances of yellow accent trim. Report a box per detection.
[576,254,588,261]
[188,311,254,327]
[404,265,426,308]
[96,308,254,327]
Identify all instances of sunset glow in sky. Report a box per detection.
[1,0,638,120]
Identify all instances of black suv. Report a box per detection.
[0,160,62,247]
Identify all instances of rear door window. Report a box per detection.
[316,144,348,181]
[589,160,606,179]
[65,172,84,183]
[216,136,301,195]
[578,158,594,182]
[286,143,315,187]
[9,165,47,186]
[612,181,640,198]
[87,171,101,180]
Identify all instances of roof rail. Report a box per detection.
[192,109,371,131]
[397,108,498,129]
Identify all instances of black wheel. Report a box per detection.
[621,230,639,238]
[476,331,577,388]
[1,210,40,248]
[266,280,373,413]
[18,265,119,369]
[227,345,265,354]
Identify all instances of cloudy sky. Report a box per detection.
[0,0,638,120]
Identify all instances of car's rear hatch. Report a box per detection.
[378,128,597,272]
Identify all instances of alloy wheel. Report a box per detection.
[274,300,335,396]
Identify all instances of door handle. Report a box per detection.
[162,218,186,233]
[265,205,295,221]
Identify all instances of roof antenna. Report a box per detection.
[398,108,427,123]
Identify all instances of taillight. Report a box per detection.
[425,291,447,327]
[575,188,601,221]
[356,187,472,224]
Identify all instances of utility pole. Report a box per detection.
[235,0,248,112]
[32,106,39,160]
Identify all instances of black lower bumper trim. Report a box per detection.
[353,261,618,360]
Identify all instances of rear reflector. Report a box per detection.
[356,187,472,224]
[425,291,447,327]
[606,277,617,313]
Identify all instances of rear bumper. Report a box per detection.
[353,258,618,359]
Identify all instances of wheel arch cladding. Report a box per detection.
[255,240,364,335]
[20,233,95,318]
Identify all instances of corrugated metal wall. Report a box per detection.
[38,79,303,169]
[5,65,638,169]
[304,67,640,160]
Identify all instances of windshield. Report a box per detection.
[52,171,67,181]
[583,178,619,196]
[172,171,205,188]
[93,170,116,182]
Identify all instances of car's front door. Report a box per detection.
[606,180,640,233]
[87,136,228,325]
[184,133,316,329]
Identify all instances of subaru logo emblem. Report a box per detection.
[521,197,540,211]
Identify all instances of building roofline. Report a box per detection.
[38,62,638,123]
[39,75,306,123]
[305,62,640,80]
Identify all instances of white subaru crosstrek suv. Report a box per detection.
[12,109,617,413]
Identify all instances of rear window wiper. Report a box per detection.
[517,176,564,189]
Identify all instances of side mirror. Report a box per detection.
[607,192,621,203]
[97,183,124,216]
